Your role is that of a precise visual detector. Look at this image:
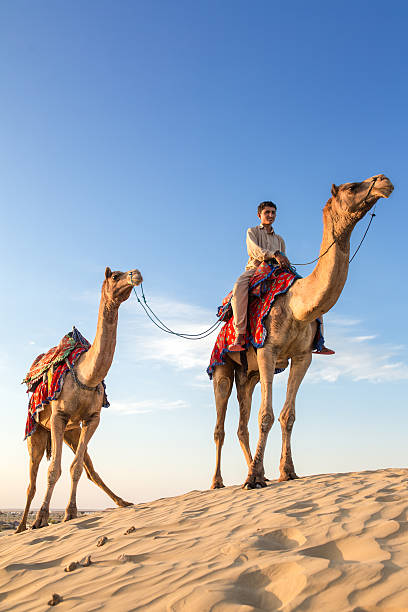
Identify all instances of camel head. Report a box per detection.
[327,174,394,236]
[102,267,143,307]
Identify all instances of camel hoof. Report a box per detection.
[64,504,78,522]
[32,514,49,529]
[243,477,267,490]
[278,472,299,482]
[211,480,225,489]
[117,499,133,508]
[15,525,27,534]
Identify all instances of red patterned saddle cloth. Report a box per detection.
[207,262,301,379]
[23,327,109,439]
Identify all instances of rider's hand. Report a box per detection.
[274,251,291,270]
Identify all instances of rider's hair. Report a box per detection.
[258,201,277,215]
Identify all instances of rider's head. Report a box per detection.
[257,201,277,225]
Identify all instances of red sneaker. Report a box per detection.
[229,334,246,352]
[313,346,335,355]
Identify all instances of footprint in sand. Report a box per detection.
[375,494,402,502]
[251,528,306,551]
[301,533,390,563]
[29,535,58,545]
[280,501,317,517]
[117,553,149,563]
[75,516,101,529]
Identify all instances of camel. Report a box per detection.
[211,174,394,490]
[16,267,142,533]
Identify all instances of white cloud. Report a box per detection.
[109,399,189,415]
[308,322,408,384]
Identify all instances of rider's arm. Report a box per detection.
[246,227,276,262]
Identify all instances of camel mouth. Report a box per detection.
[370,177,394,199]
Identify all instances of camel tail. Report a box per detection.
[46,431,52,461]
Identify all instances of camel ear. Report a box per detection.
[105,267,112,279]
[331,183,338,197]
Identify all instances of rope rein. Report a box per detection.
[131,179,379,339]
[131,281,222,340]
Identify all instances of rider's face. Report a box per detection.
[258,206,276,226]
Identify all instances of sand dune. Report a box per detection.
[1,469,408,611]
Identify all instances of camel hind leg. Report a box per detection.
[235,367,259,469]
[63,429,133,507]
[211,362,234,489]
[16,426,50,533]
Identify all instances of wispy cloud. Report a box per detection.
[109,399,189,415]
[308,325,407,384]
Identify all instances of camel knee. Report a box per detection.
[260,411,274,433]
[214,426,225,445]
[215,376,232,400]
[279,408,295,432]
[237,424,249,443]
[47,463,62,485]
[70,460,84,482]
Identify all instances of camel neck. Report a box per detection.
[76,297,119,387]
[288,204,352,322]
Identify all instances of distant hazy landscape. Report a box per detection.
[0,509,97,533]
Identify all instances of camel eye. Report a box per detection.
[112,274,119,280]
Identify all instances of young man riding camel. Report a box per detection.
[229,200,335,354]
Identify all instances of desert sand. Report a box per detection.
[1,468,408,611]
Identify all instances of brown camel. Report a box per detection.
[16,267,142,532]
[211,174,394,490]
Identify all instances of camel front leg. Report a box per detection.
[64,412,100,521]
[278,353,312,481]
[32,412,67,529]
[63,429,133,507]
[244,347,277,489]
[211,363,234,489]
[16,427,50,533]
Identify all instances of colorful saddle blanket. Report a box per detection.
[23,327,109,439]
[207,262,323,379]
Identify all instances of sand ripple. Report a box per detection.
[2,469,408,610]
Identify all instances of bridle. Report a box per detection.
[292,176,379,267]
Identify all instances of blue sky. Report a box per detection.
[1,1,407,509]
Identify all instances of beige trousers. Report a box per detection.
[231,268,257,335]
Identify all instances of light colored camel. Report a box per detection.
[211,174,394,490]
[16,267,142,532]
